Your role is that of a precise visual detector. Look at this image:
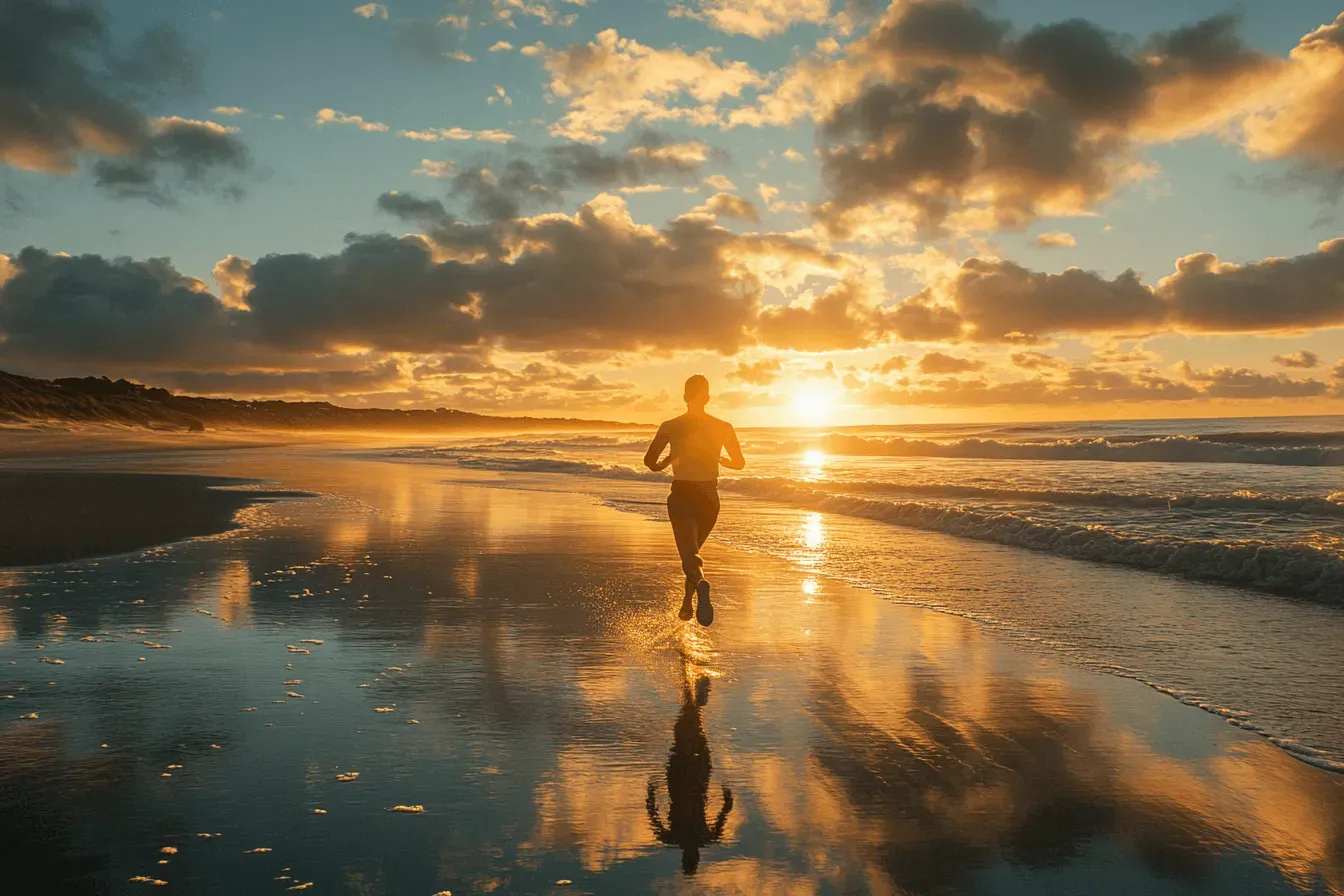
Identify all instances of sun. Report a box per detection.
[792,389,833,427]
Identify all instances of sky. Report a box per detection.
[1,0,1343,426]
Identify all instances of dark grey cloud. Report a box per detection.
[1162,239,1344,333]
[160,362,403,397]
[881,237,1344,342]
[240,233,482,353]
[0,246,236,367]
[814,5,1276,234]
[92,118,249,204]
[448,132,719,220]
[0,0,248,201]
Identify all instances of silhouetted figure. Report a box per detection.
[647,676,734,875]
[643,375,745,625]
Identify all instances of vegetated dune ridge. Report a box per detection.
[0,370,635,433]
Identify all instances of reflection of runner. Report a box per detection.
[646,676,734,875]
[643,375,745,626]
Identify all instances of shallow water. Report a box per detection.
[1,453,1343,895]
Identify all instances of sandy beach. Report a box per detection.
[0,446,1341,895]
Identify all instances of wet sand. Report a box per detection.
[0,451,1341,895]
[0,471,310,567]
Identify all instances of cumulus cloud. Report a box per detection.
[545,29,764,141]
[0,247,237,368]
[882,237,1344,343]
[669,0,832,38]
[693,192,759,222]
[0,0,250,201]
[1241,14,1344,190]
[1179,362,1331,399]
[211,105,247,116]
[413,159,456,178]
[729,4,1298,235]
[1272,350,1320,369]
[727,357,783,385]
[917,351,982,374]
[756,282,883,352]
[315,108,388,132]
[353,3,389,19]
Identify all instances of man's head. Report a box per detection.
[684,374,710,410]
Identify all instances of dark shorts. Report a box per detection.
[668,481,720,531]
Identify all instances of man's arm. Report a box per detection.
[719,425,745,471]
[644,423,672,472]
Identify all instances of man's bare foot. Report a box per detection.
[679,587,695,621]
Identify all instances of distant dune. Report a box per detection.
[0,370,636,433]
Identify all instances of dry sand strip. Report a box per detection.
[0,471,312,567]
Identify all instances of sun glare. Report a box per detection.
[792,389,833,427]
[803,449,826,470]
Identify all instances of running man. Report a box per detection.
[643,375,745,625]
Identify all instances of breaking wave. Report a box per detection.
[725,479,1344,605]
[771,434,1344,466]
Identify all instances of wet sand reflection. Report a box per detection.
[0,457,1340,895]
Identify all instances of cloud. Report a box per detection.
[211,106,247,116]
[315,108,388,132]
[704,174,736,191]
[521,41,548,57]
[884,237,1344,343]
[91,117,249,204]
[1160,239,1344,332]
[353,3,389,19]
[163,362,404,397]
[1179,362,1331,399]
[490,41,514,52]
[444,132,718,219]
[732,5,1290,235]
[545,29,764,141]
[917,350,982,374]
[492,0,590,28]
[783,148,807,162]
[1011,351,1068,370]
[0,247,236,368]
[399,127,516,143]
[1241,14,1344,188]
[1272,350,1320,369]
[0,0,249,201]
[727,357,783,385]
[413,159,456,178]
[863,366,1201,407]
[694,192,759,222]
[756,282,883,352]
[669,0,832,39]
[1036,232,1077,248]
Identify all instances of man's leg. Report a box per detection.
[668,490,702,620]
[692,490,720,626]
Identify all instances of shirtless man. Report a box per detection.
[643,375,746,625]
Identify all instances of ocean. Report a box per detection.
[386,414,1344,770]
